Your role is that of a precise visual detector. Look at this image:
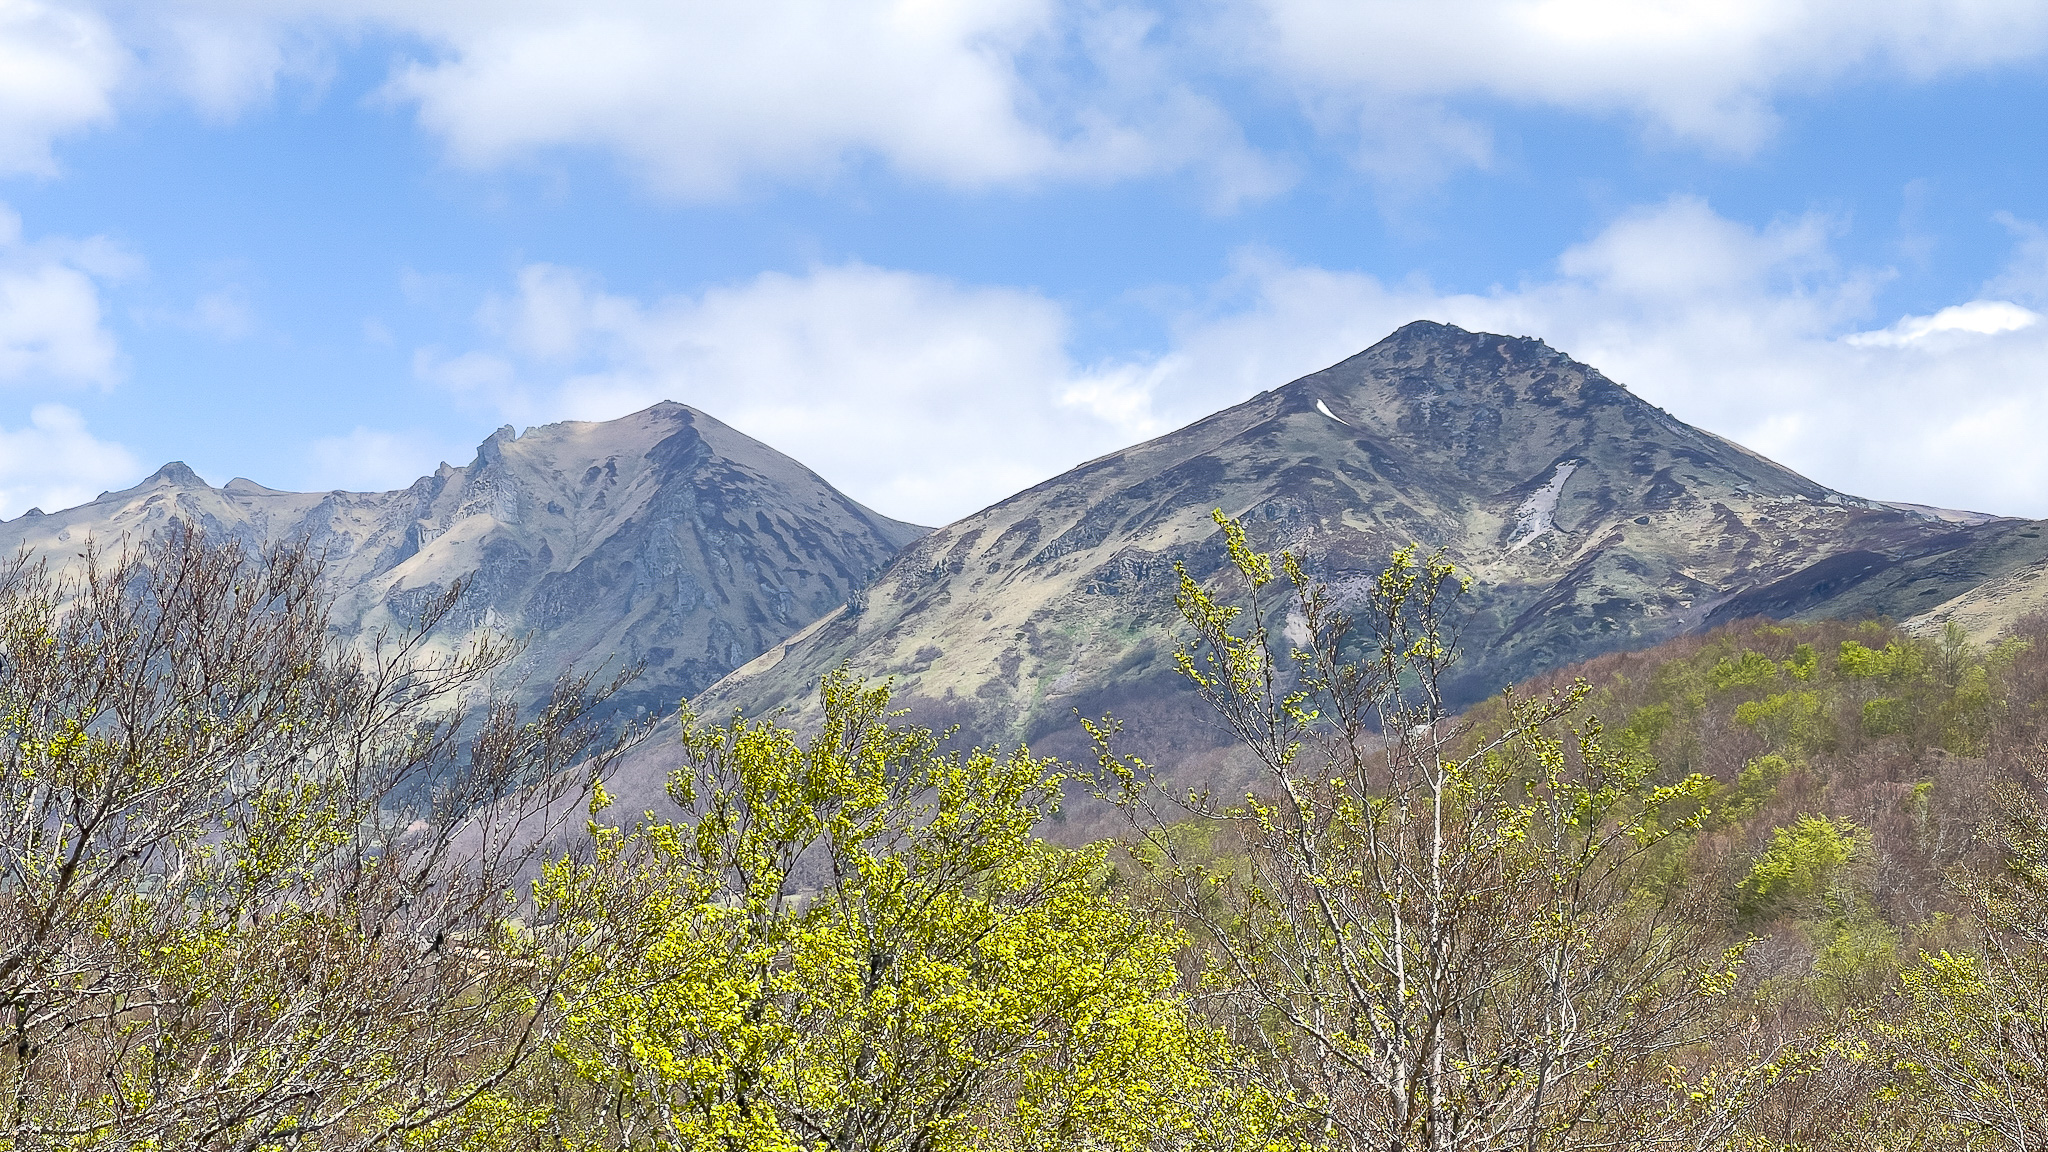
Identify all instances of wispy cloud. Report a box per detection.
[1845,301,2040,348]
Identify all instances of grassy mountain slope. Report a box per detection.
[695,321,2044,762]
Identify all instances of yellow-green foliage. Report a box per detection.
[1734,690,1833,755]
[1711,649,1781,691]
[1738,816,1867,915]
[541,670,1253,1152]
[1810,913,1900,1009]
[1782,642,1819,681]
[1856,947,2048,1150]
[1861,696,1910,737]
[1716,753,1790,825]
[1618,702,1673,753]
[1837,639,1923,681]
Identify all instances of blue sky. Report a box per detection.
[4,1,2048,526]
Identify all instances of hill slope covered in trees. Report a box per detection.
[8,522,2048,1150]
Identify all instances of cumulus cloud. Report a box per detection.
[1082,197,2048,519]
[0,402,137,517]
[1244,0,2048,178]
[0,0,125,175]
[386,0,1081,195]
[0,204,127,386]
[87,0,1279,203]
[431,197,2048,525]
[419,262,1162,525]
[22,1,2048,200]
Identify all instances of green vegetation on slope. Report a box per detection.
[8,522,2048,1150]
[1424,580,2048,1147]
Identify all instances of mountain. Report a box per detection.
[2,402,927,717]
[692,321,2048,769]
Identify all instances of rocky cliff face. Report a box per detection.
[0,402,927,717]
[692,322,2048,765]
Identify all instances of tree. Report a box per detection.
[0,524,642,1150]
[539,669,1258,1152]
[1088,512,1755,1152]
[1852,767,2048,1150]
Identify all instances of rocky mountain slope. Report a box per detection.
[692,321,2048,765]
[1,402,926,718]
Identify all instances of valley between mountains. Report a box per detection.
[15,321,2048,782]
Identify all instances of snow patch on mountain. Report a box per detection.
[1508,461,1579,553]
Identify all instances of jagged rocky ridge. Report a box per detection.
[1,402,927,718]
[692,321,2048,769]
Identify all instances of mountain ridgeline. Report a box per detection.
[693,321,2048,764]
[17,327,2048,1149]
[0,402,927,718]
[13,322,2048,763]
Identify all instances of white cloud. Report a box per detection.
[429,198,2048,525]
[1077,197,2048,519]
[20,1,2048,201]
[423,262,1160,524]
[0,204,126,386]
[0,402,137,517]
[1846,300,2040,347]
[0,0,125,175]
[1245,0,2048,177]
[89,0,1279,203]
[305,425,449,491]
[382,0,1070,195]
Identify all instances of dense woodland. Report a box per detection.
[3,521,2047,1150]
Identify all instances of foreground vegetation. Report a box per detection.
[3,521,2046,1149]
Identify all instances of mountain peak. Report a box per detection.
[1386,318,1476,340]
[695,321,1972,770]
[2,402,928,728]
[1285,321,1588,412]
[1381,318,1549,352]
[146,461,208,488]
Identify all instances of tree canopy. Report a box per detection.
[6,520,2048,1151]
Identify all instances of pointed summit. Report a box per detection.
[145,462,208,488]
[97,461,210,501]
[696,322,2039,787]
[0,404,928,722]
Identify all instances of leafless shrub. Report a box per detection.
[0,523,646,1150]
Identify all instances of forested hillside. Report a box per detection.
[5,523,2045,1150]
[1485,611,2048,1146]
